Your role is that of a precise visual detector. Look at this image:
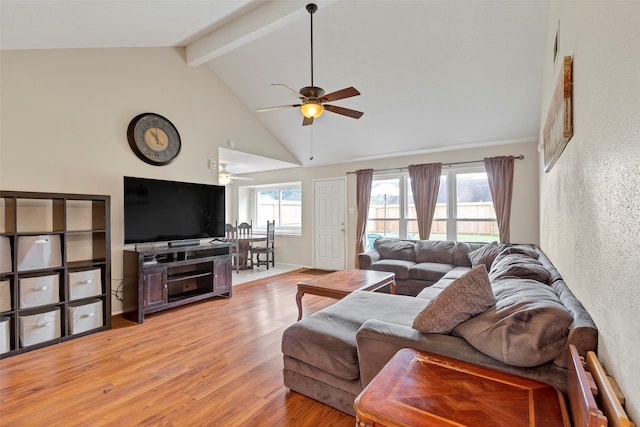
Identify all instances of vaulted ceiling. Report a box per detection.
[1,0,548,170]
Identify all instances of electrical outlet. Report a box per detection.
[183,283,197,292]
[208,159,216,170]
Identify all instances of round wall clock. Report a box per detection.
[127,113,181,166]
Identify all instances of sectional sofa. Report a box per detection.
[281,240,598,416]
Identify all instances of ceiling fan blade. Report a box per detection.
[302,116,314,126]
[320,87,360,102]
[256,104,301,112]
[324,104,364,119]
[272,84,308,100]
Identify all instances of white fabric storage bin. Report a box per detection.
[68,299,103,335]
[19,308,61,347]
[0,316,10,354]
[0,236,11,273]
[69,269,102,300]
[19,274,60,308]
[17,235,62,271]
[0,280,11,312]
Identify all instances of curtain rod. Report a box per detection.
[345,155,524,175]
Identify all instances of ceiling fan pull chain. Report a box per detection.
[309,125,314,161]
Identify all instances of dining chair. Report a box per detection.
[225,223,241,274]
[250,220,275,270]
[237,220,253,237]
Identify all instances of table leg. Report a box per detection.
[239,242,251,269]
[296,289,305,321]
[389,279,396,295]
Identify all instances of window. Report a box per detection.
[366,168,497,248]
[254,183,301,235]
[366,176,406,249]
[433,169,499,242]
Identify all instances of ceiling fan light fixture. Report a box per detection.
[300,102,324,118]
[218,174,233,185]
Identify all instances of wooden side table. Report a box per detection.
[354,348,570,427]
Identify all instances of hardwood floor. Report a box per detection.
[0,270,355,426]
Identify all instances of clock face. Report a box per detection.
[127,113,181,165]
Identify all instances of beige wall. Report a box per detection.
[233,140,540,269]
[0,47,295,314]
[539,2,640,420]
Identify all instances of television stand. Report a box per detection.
[122,243,232,324]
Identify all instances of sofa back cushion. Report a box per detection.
[467,242,500,270]
[374,238,416,262]
[454,277,573,367]
[415,240,456,264]
[452,242,486,267]
[489,249,551,285]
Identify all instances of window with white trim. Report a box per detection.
[366,167,498,249]
[254,183,302,235]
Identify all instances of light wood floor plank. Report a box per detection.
[0,270,354,426]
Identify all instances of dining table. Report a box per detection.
[232,234,267,269]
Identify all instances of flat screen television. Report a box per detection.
[124,176,225,245]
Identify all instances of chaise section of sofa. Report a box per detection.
[282,242,598,416]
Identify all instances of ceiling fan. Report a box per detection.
[256,3,363,126]
[218,164,252,186]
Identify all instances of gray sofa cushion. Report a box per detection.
[408,262,455,282]
[414,240,456,264]
[370,259,414,280]
[281,292,427,380]
[489,252,551,285]
[500,244,539,259]
[454,277,573,367]
[413,265,495,334]
[452,242,486,267]
[374,238,415,262]
[468,241,500,270]
[416,266,471,300]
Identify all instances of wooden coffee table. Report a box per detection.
[354,348,570,427]
[296,269,396,321]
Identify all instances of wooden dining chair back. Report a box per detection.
[237,220,253,237]
[225,223,241,274]
[250,220,275,270]
[225,223,236,240]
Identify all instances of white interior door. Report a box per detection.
[314,178,346,270]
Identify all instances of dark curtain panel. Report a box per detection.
[408,163,443,240]
[355,169,374,267]
[484,156,515,243]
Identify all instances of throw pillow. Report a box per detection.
[467,241,500,270]
[412,264,495,334]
